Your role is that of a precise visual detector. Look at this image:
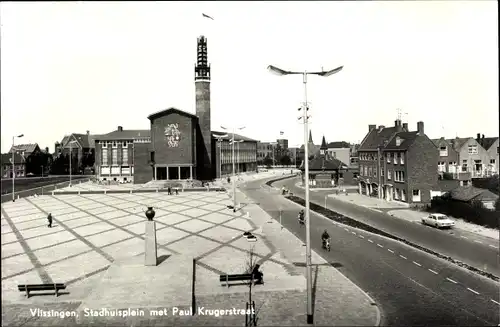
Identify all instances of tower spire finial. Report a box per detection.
[195,36,210,81]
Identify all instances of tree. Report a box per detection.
[263,156,273,168]
[279,154,292,166]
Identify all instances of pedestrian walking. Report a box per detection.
[47,213,53,228]
[167,186,172,195]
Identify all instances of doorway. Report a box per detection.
[156,167,167,180]
[168,166,179,180]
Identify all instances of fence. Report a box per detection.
[1,178,92,203]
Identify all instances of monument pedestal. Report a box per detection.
[145,221,157,266]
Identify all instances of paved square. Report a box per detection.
[1,189,299,303]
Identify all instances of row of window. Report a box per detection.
[100,141,133,147]
[359,152,405,164]
[101,148,130,166]
[360,165,405,182]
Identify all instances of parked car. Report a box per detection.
[422,213,455,229]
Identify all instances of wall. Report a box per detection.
[407,135,439,203]
[327,148,350,167]
[150,112,196,166]
[133,143,152,184]
[434,139,460,172]
[485,138,499,173]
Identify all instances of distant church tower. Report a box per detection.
[195,35,212,180]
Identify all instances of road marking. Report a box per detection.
[368,239,374,243]
[489,245,497,249]
[460,236,468,239]
[491,299,500,305]
[377,244,384,248]
[467,288,480,295]
[446,277,458,284]
[473,240,482,244]
[351,231,356,235]
[399,255,407,259]
[413,261,422,267]
[387,249,394,253]
[428,269,438,275]
[359,235,364,239]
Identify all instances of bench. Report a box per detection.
[18,283,66,298]
[219,274,262,288]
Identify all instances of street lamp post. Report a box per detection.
[232,140,244,175]
[221,125,246,212]
[68,140,78,187]
[268,64,343,325]
[12,134,24,202]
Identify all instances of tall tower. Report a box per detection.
[195,35,212,180]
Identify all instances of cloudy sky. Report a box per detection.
[1,1,498,152]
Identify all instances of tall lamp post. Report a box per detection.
[11,134,24,202]
[68,140,78,187]
[231,139,244,174]
[221,125,246,212]
[214,134,228,179]
[268,64,343,324]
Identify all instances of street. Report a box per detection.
[273,177,500,278]
[240,177,500,326]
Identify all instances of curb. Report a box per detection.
[245,175,382,326]
[272,177,500,282]
[277,191,383,326]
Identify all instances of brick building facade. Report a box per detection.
[358,120,439,204]
[93,35,257,183]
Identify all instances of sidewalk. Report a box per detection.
[233,187,381,326]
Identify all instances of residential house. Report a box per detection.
[476,134,499,176]
[300,136,349,188]
[445,186,499,210]
[326,141,350,167]
[358,119,439,204]
[1,153,26,178]
[450,136,491,179]
[8,143,41,176]
[55,131,98,174]
[9,143,41,158]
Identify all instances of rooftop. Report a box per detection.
[447,186,499,202]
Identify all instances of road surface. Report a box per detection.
[273,177,499,278]
[240,178,500,326]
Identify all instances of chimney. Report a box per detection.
[118,126,123,132]
[417,121,424,135]
[402,123,408,130]
[86,130,90,135]
[482,134,485,140]
[394,119,402,127]
[378,125,385,132]
[369,124,376,132]
[476,133,480,141]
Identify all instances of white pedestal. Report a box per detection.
[145,221,157,266]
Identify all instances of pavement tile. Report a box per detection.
[1,241,24,257]
[122,222,146,235]
[168,235,220,257]
[181,208,211,218]
[19,225,64,239]
[109,215,142,227]
[156,226,189,245]
[9,213,43,223]
[25,231,76,250]
[199,225,242,244]
[155,213,191,225]
[85,229,132,247]
[198,212,233,224]
[44,251,110,283]
[33,240,92,265]
[174,219,215,233]
[101,237,145,259]
[72,222,115,237]
[223,217,254,232]
[62,216,101,229]
[1,232,19,245]
[1,254,34,277]
[198,203,228,212]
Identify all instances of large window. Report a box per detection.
[102,148,108,165]
[394,171,405,182]
[122,147,128,165]
[112,148,118,165]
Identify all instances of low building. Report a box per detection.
[357,120,439,204]
[1,153,26,178]
[55,131,98,174]
[300,136,349,188]
[444,186,499,210]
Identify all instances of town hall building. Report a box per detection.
[94,35,258,184]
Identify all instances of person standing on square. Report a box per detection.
[47,213,53,228]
